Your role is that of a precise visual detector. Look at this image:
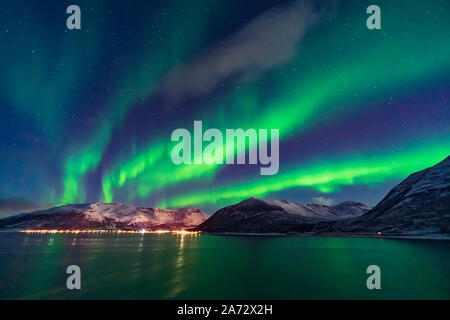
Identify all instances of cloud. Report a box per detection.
[311,196,334,206]
[157,0,322,104]
[0,197,45,218]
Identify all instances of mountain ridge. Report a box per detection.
[317,155,450,235]
[0,202,208,231]
[2,156,448,236]
[193,197,370,233]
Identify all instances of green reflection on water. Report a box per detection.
[0,233,448,299]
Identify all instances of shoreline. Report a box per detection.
[199,231,450,240]
[2,229,449,240]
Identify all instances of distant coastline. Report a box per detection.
[3,228,449,241]
[197,231,450,240]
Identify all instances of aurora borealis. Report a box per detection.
[0,0,449,216]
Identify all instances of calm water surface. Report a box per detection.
[0,232,448,299]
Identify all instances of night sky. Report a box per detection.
[0,0,449,216]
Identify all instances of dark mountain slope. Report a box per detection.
[317,156,450,235]
[194,197,370,233]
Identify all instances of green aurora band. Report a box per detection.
[99,0,450,206]
[61,1,218,204]
[160,142,450,208]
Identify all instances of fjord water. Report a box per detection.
[0,233,448,299]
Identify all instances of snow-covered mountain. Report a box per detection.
[196,156,450,236]
[0,202,208,230]
[194,197,370,233]
[319,156,450,235]
[3,156,447,236]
